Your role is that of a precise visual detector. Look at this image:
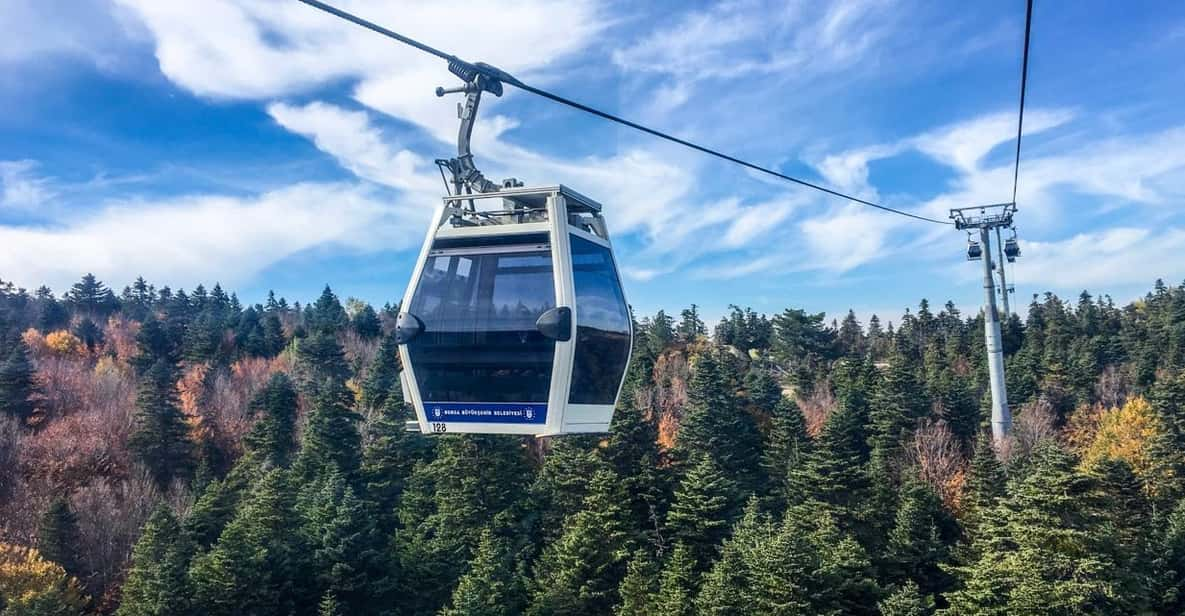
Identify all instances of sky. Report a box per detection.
[2,0,1184,327]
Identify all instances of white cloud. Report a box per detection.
[800,204,902,272]
[0,160,56,210]
[1009,227,1185,289]
[612,0,896,82]
[266,101,437,194]
[0,182,427,292]
[913,108,1075,174]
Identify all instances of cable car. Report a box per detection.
[1003,235,1020,261]
[966,238,982,261]
[395,63,632,436]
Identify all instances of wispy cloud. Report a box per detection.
[0,182,427,293]
[0,160,56,211]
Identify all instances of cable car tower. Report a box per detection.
[951,203,1020,443]
[395,61,633,436]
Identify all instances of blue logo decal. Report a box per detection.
[425,402,548,424]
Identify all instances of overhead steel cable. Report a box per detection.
[1011,0,1034,208]
[294,0,953,225]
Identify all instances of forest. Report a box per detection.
[2,272,1185,615]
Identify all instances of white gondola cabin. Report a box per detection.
[396,186,632,436]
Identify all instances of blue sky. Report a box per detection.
[2,0,1184,326]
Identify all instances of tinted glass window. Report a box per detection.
[568,235,631,404]
[407,246,555,403]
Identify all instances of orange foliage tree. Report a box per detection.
[45,331,85,357]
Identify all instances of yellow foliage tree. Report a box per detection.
[20,329,48,358]
[44,330,85,357]
[1082,397,1162,483]
[0,543,88,615]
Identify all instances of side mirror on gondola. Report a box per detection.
[535,306,572,342]
[395,312,424,345]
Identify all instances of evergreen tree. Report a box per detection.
[761,398,811,511]
[527,469,634,616]
[295,330,351,396]
[695,502,769,616]
[665,455,737,571]
[350,304,382,340]
[298,473,395,614]
[869,347,926,466]
[442,529,524,616]
[36,498,81,578]
[128,359,193,488]
[65,273,117,318]
[242,373,298,468]
[676,304,705,343]
[529,436,602,546]
[190,469,311,616]
[614,551,657,616]
[603,403,669,550]
[184,476,243,550]
[786,366,872,532]
[943,442,1122,614]
[116,506,195,616]
[961,431,1004,542]
[359,333,400,412]
[0,339,38,423]
[673,351,761,493]
[652,543,696,616]
[307,286,349,334]
[296,380,362,481]
[884,479,958,601]
[398,435,530,614]
[878,581,933,616]
[317,593,341,616]
[361,389,428,520]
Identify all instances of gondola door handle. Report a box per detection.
[536,307,572,341]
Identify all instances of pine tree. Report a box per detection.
[298,473,395,614]
[359,333,400,412]
[676,304,705,343]
[1155,497,1185,613]
[786,368,871,532]
[36,497,81,577]
[652,543,696,616]
[242,373,298,468]
[884,479,958,601]
[943,441,1121,614]
[0,339,38,423]
[65,273,116,318]
[350,304,382,340]
[361,388,429,519]
[529,436,603,546]
[527,468,634,616]
[398,435,530,614]
[190,469,311,616]
[317,592,341,616]
[307,286,348,334]
[878,581,933,616]
[116,505,195,616]
[296,380,362,481]
[665,455,737,571]
[695,502,770,616]
[603,403,669,550]
[614,551,657,616]
[674,351,761,493]
[869,347,926,466]
[761,398,811,511]
[961,431,1004,542]
[295,330,351,396]
[129,358,193,488]
[442,529,524,616]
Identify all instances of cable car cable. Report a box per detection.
[1011,0,1034,209]
[293,0,953,226]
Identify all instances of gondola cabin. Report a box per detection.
[396,186,632,436]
